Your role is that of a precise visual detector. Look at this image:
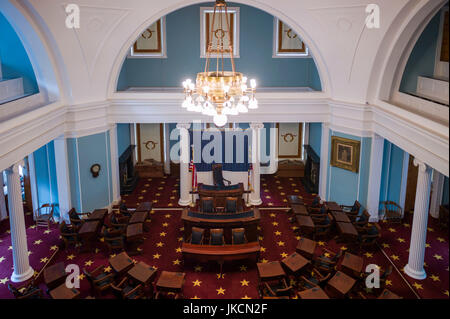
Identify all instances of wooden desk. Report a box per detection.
[181,208,260,243]
[109,252,134,275]
[44,262,67,290]
[126,223,144,255]
[296,215,315,236]
[197,183,245,210]
[78,221,99,252]
[325,201,342,212]
[182,242,260,264]
[257,261,286,281]
[332,211,351,223]
[336,222,358,241]
[49,283,80,299]
[378,289,402,299]
[136,201,152,212]
[298,287,330,299]
[292,205,308,216]
[340,252,364,276]
[296,237,316,259]
[87,209,108,222]
[281,252,309,274]
[287,195,304,206]
[128,211,148,224]
[156,271,186,296]
[326,271,356,296]
[128,262,157,286]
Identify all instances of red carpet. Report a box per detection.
[0,176,448,299]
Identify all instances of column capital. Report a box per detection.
[372,133,384,141]
[177,123,191,130]
[250,123,264,129]
[413,158,430,173]
[5,162,23,174]
[322,122,330,129]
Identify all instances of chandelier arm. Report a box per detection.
[204,4,218,74]
[224,3,235,76]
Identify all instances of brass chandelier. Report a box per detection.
[182,0,257,127]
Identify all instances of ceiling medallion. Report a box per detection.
[182,0,257,127]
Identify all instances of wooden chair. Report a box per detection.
[313,214,333,240]
[8,283,43,299]
[111,278,145,299]
[341,200,361,222]
[353,210,371,231]
[59,221,79,250]
[298,268,331,290]
[68,208,90,229]
[232,228,247,245]
[188,227,205,245]
[261,278,293,298]
[380,201,403,223]
[209,228,225,246]
[119,203,134,217]
[313,248,342,273]
[305,196,322,209]
[104,227,125,254]
[83,266,115,295]
[225,197,238,213]
[199,197,215,213]
[212,164,231,188]
[110,212,128,233]
[358,224,381,250]
[34,204,55,229]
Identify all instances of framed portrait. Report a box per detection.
[130,17,166,58]
[200,7,240,58]
[277,123,303,158]
[273,18,308,58]
[330,136,360,173]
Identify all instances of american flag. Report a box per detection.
[189,148,197,190]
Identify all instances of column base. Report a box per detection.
[11,266,34,283]
[404,264,427,280]
[178,198,192,206]
[249,198,262,206]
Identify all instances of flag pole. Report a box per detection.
[190,144,196,207]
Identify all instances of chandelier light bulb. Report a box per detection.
[213,113,228,127]
[250,79,256,89]
[203,86,210,94]
[242,76,248,83]
[229,107,239,116]
[236,103,248,113]
[248,97,258,109]
[224,85,230,94]
[241,84,247,91]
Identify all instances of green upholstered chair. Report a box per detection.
[189,227,205,245]
[209,228,225,245]
[232,228,247,245]
[200,197,215,213]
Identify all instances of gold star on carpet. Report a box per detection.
[175,247,182,253]
[0,256,4,263]
[390,254,399,261]
[240,279,249,286]
[0,277,9,285]
[153,253,161,259]
[388,228,396,233]
[397,237,405,243]
[194,265,203,272]
[110,254,116,258]
[165,214,171,218]
[173,259,181,265]
[385,280,392,286]
[8,246,12,250]
[240,265,247,272]
[433,254,443,260]
[27,251,32,256]
[413,282,423,290]
[437,237,446,243]
[275,231,282,236]
[40,257,49,263]
[216,273,225,279]
[291,226,299,231]
[84,260,93,266]
[382,243,390,248]
[270,213,276,217]
[280,252,288,258]
[156,242,164,247]
[258,236,264,241]
[191,296,200,299]
[28,225,36,230]
[277,241,285,246]
[241,295,251,299]
[265,196,271,199]
[324,253,331,258]
[162,222,168,227]
[340,246,348,251]
[43,229,52,234]
[216,287,226,295]
[257,226,262,231]
[160,232,166,237]
[425,243,431,248]
[403,223,410,228]
[272,222,278,226]
[178,237,184,242]
[430,274,440,282]
[261,258,268,263]
[294,189,299,193]
[424,262,428,267]
[427,227,434,232]
[77,274,85,281]
[444,290,449,297]
[295,236,301,240]
[104,266,112,273]
[192,279,202,287]
[364,252,373,258]
[318,241,325,246]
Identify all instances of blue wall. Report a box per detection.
[379,141,406,205]
[0,12,39,95]
[326,131,371,207]
[309,123,322,156]
[67,131,113,212]
[117,124,131,156]
[400,11,441,94]
[33,141,59,217]
[117,3,321,90]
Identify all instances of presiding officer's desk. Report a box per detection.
[181,207,260,243]
[195,183,246,209]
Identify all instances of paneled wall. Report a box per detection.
[67,131,113,213]
[308,123,322,157]
[117,3,321,90]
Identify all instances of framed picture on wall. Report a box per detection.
[330,136,360,173]
[273,18,309,58]
[130,17,166,58]
[277,123,303,158]
[200,6,240,58]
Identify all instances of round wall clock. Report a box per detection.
[90,163,101,178]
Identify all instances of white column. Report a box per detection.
[429,169,444,218]
[249,123,263,206]
[5,163,34,283]
[399,151,410,214]
[366,134,384,221]
[130,124,138,165]
[404,158,432,280]
[318,123,330,200]
[177,123,191,206]
[0,174,7,221]
[109,126,121,204]
[163,123,171,175]
[54,137,72,222]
